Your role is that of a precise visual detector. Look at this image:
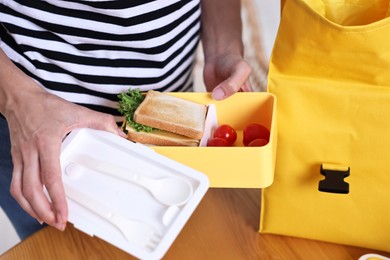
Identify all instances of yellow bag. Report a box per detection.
[260,0,390,252]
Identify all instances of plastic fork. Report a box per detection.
[64,184,162,250]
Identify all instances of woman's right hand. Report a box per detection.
[0,49,125,230]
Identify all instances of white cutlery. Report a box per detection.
[65,154,193,206]
[64,184,162,250]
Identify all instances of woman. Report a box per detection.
[0,0,252,239]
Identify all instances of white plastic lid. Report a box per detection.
[60,128,209,259]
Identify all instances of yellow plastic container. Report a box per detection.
[153,92,277,188]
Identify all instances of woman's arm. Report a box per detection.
[201,0,252,100]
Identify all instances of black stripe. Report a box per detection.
[9,0,189,26]
[55,0,158,10]
[10,56,193,102]
[2,15,199,57]
[76,15,200,52]
[32,39,198,85]
[2,14,199,54]
[1,3,199,41]
[76,103,123,117]
[10,59,121,101]
[157,62,194,92]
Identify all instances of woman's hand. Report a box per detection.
[0,49,125,230]
[201,0,252,100]
[203,53,252,100]
[6,89,124,230]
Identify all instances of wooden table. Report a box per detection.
[1,188,389,260]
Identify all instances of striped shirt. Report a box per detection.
[0,0,201,120]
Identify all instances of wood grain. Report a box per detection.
[1,189,389,260]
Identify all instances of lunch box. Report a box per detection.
[60,92,276,259]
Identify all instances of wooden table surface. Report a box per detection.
[1,188,389,260]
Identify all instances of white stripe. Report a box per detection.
[46,89,118,108]
[24,35,198,76]
[0,12,45,31]
[53,9,200,47]
[44,89,125,122]
[1,41,195,94]
[12,21,199,61]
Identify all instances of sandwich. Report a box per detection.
[118,89,207,146]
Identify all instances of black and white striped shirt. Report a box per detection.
[0,0,201,120]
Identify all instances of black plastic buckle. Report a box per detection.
[318,164,350,194]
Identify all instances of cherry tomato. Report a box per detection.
[207,137,229,147]
[243,123,270,146]
[213,124,237,146]
[247,138,268,147]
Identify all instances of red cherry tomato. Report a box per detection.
[207,137,229,147]
[243,123,270,146]
[213,124,237,146]
[247,138,268,147]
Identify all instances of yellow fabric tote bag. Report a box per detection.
[260,0,390,252]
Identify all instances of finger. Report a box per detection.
[241,79,253,92]
[10,146,41,221]
[211,60,252,100]
[37,133,68,231]
[21,140,57,226]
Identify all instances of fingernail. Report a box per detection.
[59,222,67,231]
[37,219,44,225]
[212,87,225,100]
[56,214,66,231]
[57,222,66,231]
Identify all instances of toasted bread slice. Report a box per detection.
[125,124,199,147]
[133,90,207,139]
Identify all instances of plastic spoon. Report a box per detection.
[65,155,193,206]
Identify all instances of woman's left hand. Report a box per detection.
[203,53,252,100]
[200,0,252,100]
